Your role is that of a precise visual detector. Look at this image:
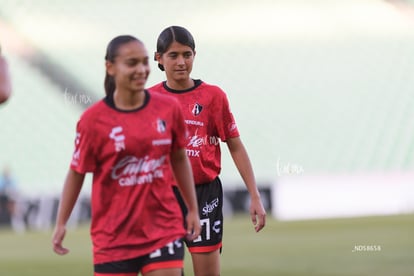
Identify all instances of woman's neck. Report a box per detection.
[166,78,194,91]
[113,89,146,110]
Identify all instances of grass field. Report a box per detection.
[0,214,413,276]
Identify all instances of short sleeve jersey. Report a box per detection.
[149,80,240,184]
[70,91,187,264]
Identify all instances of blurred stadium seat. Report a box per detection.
[1,0,414,203]
[0,53,81,195]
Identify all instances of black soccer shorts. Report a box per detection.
[94,238,184,275]
[173,177,223,253]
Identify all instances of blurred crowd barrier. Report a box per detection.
[0,187,272,232]
[273,172,414,220]
[0,194,91,232]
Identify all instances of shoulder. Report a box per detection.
[148,92,183,123]
[149,90,180,107]
[199,81,227,97]
[78,99,107,124]
[148,82,165,93]
[197,81,230,106]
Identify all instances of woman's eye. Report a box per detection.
[126,60,137,66]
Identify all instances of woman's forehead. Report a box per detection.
[117,41,148,58]
[165,41,193,53]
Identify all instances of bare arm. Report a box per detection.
[0,55,12,104]
[170,148,201,240]
[226,137,266,232]
[52,169,85,255]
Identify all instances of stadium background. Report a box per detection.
[1,0,414,275]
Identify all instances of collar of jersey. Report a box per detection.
[103,90,150,113]
[162,79,202,93]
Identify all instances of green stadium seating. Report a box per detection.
[1,0,414,194]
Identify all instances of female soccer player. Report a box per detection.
[151,26,267,276]
[52,35,201,276]
[0,46,12,104]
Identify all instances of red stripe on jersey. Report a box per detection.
[141,260,184,274]
[188,242,222,253]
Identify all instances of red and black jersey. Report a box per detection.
[149,80,240,184]
[70,90,187,264]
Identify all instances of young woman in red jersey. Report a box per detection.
[0,46,12,104]
[150,26,266,276]
[52,35,201,276]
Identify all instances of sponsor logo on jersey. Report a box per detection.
[187,130,220,148]
[185,119,204,126]
[188,133,206,148]
[111,155,166,186]
[109,126,125,152]
[71,149,80,166]
[190,103,203,116]
[228,122,237,132]
[186,130,220,157]
[202,198,219,216]
[186,148,200,157]
[152,139,172,146]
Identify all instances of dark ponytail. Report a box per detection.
[104,73,116,97]
[104,35,141,95]
[155,26,195,71]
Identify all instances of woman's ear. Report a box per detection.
[106,60,115,76]
[154,52,162,63]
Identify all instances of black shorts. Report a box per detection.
[173,177,223,253]
[94,238,184,275]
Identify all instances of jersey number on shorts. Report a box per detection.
[149,240,182,258]
[193,218,221,243]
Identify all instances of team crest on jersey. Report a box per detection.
[109,126,125,152]
[190,103,203,116]
[156,119,166,133]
